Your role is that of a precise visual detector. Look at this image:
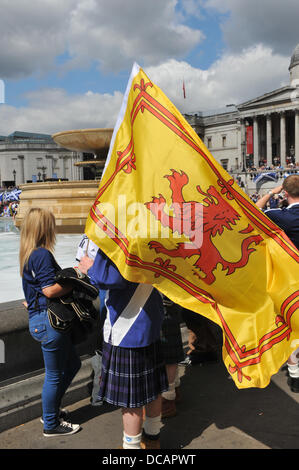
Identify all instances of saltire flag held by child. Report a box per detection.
[85,63,299,389]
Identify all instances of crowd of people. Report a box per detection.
[234,160,299,176]
[0,186,20,218]
[233,162,299,190]
[0,201,19,217]
[18,174,299,449]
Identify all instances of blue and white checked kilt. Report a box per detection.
[98,340,168,408]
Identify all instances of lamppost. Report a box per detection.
[40,165,47,181]
[12,169,16,185]
[290,145,295,164]
[241,141,246,172]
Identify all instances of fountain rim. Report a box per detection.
[52,127,114,154]
[18,179,100,190]
[52,127,114,138]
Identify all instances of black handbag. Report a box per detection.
[47,296,98,344]
[46,267,99,345]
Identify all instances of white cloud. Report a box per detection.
[0,0,76,78]
[0,0,204,79]
[0,88,123,135]
[145,44,290,112]
[0,44,290,136]
[204,0,299,56]
[65,0,204,72]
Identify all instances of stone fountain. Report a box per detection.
[14,128,113,233]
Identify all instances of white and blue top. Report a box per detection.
[88,249,164,348]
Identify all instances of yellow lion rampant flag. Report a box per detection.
[85,63,299,389]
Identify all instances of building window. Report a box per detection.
[222,135,227,147]
[207,137,212,148]
[220,159,228,170]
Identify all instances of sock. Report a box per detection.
[123,432,142,449]
[162,381,176,401]
[174,368,180,388]
[143,415,161,439]
[289,347,299,364]
[287,363,299,378]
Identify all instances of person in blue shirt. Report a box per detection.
[20,207,81,437]
[78,249,168,450]
[256,174,299,392]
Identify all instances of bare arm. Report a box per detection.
[255,185,283,209]
[42,283,73,298]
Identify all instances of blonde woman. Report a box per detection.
[20,208,81,437]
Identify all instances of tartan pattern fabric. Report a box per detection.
[98,340,168,408]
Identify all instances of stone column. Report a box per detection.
[266,114,272,166]
[240,118,246,170]
[59,155,67,179]
[280,111,286,166]
[46,155,54,177]
[253,116,259,167]
[63,156,67,179]
[295,110,299,163]
[17,155,25,185]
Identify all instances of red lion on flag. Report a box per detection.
[145,169,263,285]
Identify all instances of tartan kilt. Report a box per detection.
[160,305,185,364]
[98,340,169,408]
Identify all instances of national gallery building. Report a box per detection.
[0,132,86,187]
[185,44,299,173]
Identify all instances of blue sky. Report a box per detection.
[0,0,298,135]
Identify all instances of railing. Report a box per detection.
[229,167,299,177]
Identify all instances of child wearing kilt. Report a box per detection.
[78,248,168,450]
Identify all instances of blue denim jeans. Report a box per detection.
[29,310,81,430]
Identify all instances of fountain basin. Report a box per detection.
[52,128,113,156]
[14,180,99,233]
[15,128,112,233]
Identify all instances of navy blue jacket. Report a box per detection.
[265,203,299,249]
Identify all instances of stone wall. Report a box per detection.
[0,299,102,383]
[0,299,103,432]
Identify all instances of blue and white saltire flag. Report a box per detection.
[254,172,278,191]
[4,189,22,202]
[11,189,21,200]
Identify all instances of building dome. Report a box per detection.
[289,44,299,70]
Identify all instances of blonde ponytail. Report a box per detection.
[19,208,56,276]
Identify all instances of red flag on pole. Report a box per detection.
[183,80,186,99]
